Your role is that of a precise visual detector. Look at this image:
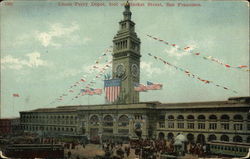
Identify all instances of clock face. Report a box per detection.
[131,64,139,77]
[116,64,125,78]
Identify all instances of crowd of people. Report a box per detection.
[188,143,206,157]
[57,138,207,159]
[130,139,175,159]
[101,141,130,159]
[136,139,207,158]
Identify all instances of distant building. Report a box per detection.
[0,118,20,135]
[19,2,250,144]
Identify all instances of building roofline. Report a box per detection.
[19,96,249,113]
[0,117,19,120]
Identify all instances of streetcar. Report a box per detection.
[4,144,64,159]
[207,141,250,157]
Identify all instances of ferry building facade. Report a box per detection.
[20,3,250,144]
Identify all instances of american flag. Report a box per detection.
[134,83,148,92]
[104,79,121,103]
[146,81,163,90]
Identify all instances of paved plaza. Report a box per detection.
[63,143,202,159]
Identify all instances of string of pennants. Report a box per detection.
[147,35,249,72]
[70,62,112,100]
[49,34,245,104]
[80,88,102,96]
[50,47,113,104]
[148,53,238,94]
[134,81,163,92]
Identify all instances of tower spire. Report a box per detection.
[123,1,131,20]
[112,2,141,104]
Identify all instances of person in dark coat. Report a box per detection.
[68,151,72,159]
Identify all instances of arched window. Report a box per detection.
[168,115,174,120]
[90,115,99,126]
[158,132,165,140]
[209,115,217,120]
[233,135,243,142]
[167,133,174,140]
[208,134,217,141]
[221,135,229,141]
[197,134,205,144]
[198,115,206,120]
[103,115,113,127]
[177,115,184,128]
[177,115,184,120]
[167,115,174,128]
[187,115,195,120]
[118,115,129,127]
[220,115,230,121]
[234,114,243,121]
[187,115,195,129]
[187,133,194,143]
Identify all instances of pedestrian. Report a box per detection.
[68,150,72,159]
[127,146,130,157]
[76,155,80,159]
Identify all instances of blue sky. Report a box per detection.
[1,1,249,118]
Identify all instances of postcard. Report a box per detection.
[0,0,249,159]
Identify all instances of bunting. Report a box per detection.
[147,34,249,72]
[49,46,112,104]
[148,53,238,93]
[81,88,102,95]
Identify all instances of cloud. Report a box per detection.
[1,52,48,70]
[35,22,90,48]
[141,61,163,77]
[26,52,48,67]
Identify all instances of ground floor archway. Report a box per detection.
[167,132,174,141]
[158,132,165,140]
[196,134,205,144]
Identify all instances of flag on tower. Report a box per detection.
[104,79,121,103]
[146,81,163,90]
[134,83,148,92]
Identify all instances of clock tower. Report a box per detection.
[112,1,141,104]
